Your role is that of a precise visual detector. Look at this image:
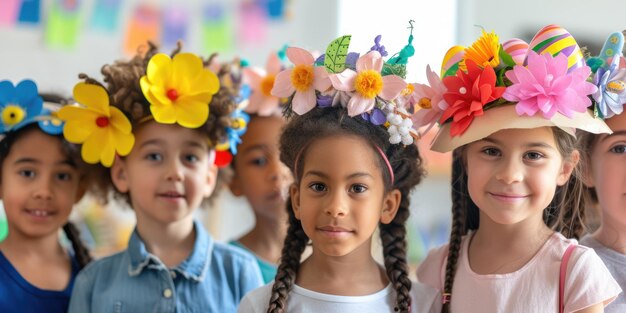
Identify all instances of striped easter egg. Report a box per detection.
[528,24,584,72]
[502,38,528,65]
[440,45,465,77]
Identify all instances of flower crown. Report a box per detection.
[410,24,611,152]
[586,31,626,119]
[0,79,64,137]
[270,25,420,145]
[57,48,244,167]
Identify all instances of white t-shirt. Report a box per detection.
[417,232,622,313]
[237,281,441,313]
[580,235,626,313]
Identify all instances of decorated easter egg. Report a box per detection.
[440,45,465,77]
[528,24,584,72]
[599,32,624,62]
[502,38,528,65]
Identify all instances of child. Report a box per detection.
[415,25,622,313]
[238,33,441,313]
[0,80,92,312]
[62,43,263,313]
[578,32,626,313]
[228,53,292,284]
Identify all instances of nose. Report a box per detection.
[495,157,524,184]
[165,159,184,182]
[33,177,53,200]
[324,189,347,218]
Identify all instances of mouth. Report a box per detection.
[488,192,528,202]
[157,191,185,200]
[316,225,354,237]
[24,209,55,218]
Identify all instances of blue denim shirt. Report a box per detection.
[68,219,263,313]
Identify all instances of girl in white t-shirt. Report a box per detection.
[238,32,441,313]
[413,25,621,313]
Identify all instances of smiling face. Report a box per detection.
[0,128,84,239]
[290,135,400,258]
[229,115,292,221]
[111,121,217,227]
[586,112,626,230]
[465,127,577,227]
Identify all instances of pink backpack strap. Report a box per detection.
[559,244,576,313]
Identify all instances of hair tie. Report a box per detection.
[442,293,451,304]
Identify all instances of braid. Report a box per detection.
[442,150,469,313]
[266,198,309,313]
[62,222,92,269]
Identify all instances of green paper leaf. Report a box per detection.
[499,45,516,67]
[324,35,351,73]
[443,62,459,77]
[382,63,407,79]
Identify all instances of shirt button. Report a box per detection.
[163,288,173,298]
[170,271,176,279]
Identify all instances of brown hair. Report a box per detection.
[440,127,586,313]
[83,42,239,206]
[267,105,425,313]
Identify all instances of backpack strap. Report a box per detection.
[559,244,576,313]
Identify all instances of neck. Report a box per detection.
[238,213,287,264]
[136,215,196,267]
[297,238,388,296]
[0,227,65,259]
[593,218,626,254]
[473,212,552,248]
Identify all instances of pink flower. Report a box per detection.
[243,52,282,116]
[329,51,406,116]
[503,51,597,119]
[411,65,448,134]
[271,47,331,115]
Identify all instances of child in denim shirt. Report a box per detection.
[63,44,263,313]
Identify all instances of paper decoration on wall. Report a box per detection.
[162,5,188,50]
[45,0,81,48]
[90,0,122,32]
[18,0,41,24]
[238,1,267,46]
[0,206,7,243]
[124,4,161,56]
[201,3,234,53]
[264,0,285,19]
[0,0,21,26]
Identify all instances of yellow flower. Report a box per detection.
[140,53,220,128]
[57,83,135,167]
[461,30,500,71]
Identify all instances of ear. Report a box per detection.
[289,183,301,220]
[74,180,88,203]
[110,157,130,193]
[380,189,401,224]
[557,150,580,186]
[579,153,595,188]
[203,163,219,197]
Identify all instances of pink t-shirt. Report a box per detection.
[417,232,621,313]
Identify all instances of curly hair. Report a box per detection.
[440,127,586,313]
[266,105,425,313]
[83,42,240,206]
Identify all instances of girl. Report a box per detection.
[62,43,263,313]
[238,35,441,313]
[578,32,626,312]
[415,26,621,313]
[0,80,92,312]
[228,53,293,284]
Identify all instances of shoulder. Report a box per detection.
[212,241,258,266]
[411,281,442,313]
[75,250,127,283]
[237,283,272,313]
[416,241,451,290]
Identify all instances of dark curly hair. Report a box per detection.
[440,127,586,313]
[0,97,93,269]
[83,42,240,206]
[266,105,425,313]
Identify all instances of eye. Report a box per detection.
[56,172,73,181]
[524,151,544,160]
[185,154,199,163]
[250,157,268,167]
[146,153,162,162]
[610,144,626,154]
[308,182,327,193]
[19,170,35,178]
[349,184,368,193]
[481,147,500,157]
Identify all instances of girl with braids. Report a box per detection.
[578,32,626,313]
[0,80,92,312]
[238,34,441,313]
[227,52,293,284]
[64,43,262,313]
[415,25,621,313]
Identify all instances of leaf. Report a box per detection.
[324,35,352,73]
[382,63,407,79]
[498,45,516,67]
[443,62,459,77]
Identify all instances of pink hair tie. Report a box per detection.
[442,293,451,304]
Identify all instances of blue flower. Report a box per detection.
[225,109,250,155]
[0,80,43,133]
[593,56,626,118]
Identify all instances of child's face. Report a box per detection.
[586,112,626,228]
[111,122,217,226]
[290,135,400,258]
[0,129,83,238]
[465,127,576,226]
[230,116,292,220]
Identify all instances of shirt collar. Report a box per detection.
[127,219,213,282]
